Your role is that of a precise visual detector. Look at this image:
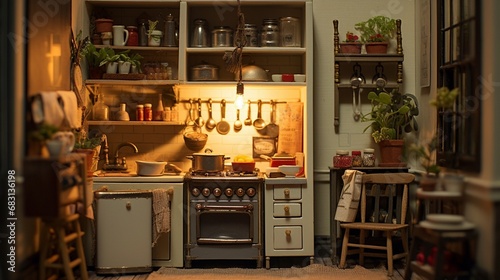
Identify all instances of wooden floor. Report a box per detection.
[87,257,405,280]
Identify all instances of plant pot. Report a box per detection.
[106,62,118,74]
[339,42,362,54]
[95,18,113,33]
[74,146,101,177]
[118,61,131,74]
[420,174,439,192]
[378,139,406,167]
[365,42,388,54]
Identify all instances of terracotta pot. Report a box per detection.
[339,43,362,54]
[378,139,406,167]
[95,18,113,33]
[74,146,101,177]
[365,42,388,54]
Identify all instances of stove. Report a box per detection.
[184,171,264,268]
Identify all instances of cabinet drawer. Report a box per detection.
[273,202,301,218]
[273,226,303,250]
[273,185,302,200]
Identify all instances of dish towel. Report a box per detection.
[30,91,81,129]
[152,188,172,247]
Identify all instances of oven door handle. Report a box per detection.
[196,204,254,211]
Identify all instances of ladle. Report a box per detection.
[205,98,216,130]
[244,100,252,126]
[253,99,266,133]
[234,109,242,131]
[195,98,204,127]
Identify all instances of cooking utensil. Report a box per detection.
[235,64,269,81]
[265,100,279,138]
[234,109,242,131]
[216,99,230,135]
[186,148,230,172]
[195,98,204,127]
[244,100,252,126]
[185,99,195,126]
[253,99,266,133]
[191,63,218,80]
[136,160,167,176]
[205,98,216,130]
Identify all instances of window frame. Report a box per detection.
[436,0,481,172]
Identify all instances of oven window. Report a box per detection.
[198,212,252,240]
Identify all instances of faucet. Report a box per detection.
[102,142,139,171]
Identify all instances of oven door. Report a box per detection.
[195,203,255,244]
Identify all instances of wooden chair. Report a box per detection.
[338,173,415,276]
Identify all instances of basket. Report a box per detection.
[184,131,208,151]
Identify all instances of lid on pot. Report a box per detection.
[192,148,224,156]
[192,64,218,70]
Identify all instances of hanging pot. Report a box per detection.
[186,148,230,172]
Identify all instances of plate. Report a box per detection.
[420,220,475,231]
[426,214,464,224]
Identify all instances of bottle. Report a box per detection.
[333,150,352,168]
[144,103,153,121]
[116,103,130,121]
[163,107,171,122]
[351,150,362,167]
[154,94,164,121]
[126,26,139,46]
[138,20,148,46]
[170,104,179,122]
[136,104,144,121]
[363,148,376,167]
[163,13,177,47]
[93,93,109,121]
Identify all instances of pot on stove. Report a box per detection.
[186,148,230,172]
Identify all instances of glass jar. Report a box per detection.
[260,19,279,47]
[144,103,153,121]
[363,148,376,167]
[243,23,258,47]
[279,16,301,47]
[136,104,144,121]
[93,93,109,121]
[333,150,352,168]
[212,26,233,47]
[351,150,363,167]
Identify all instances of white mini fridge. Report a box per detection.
[95,190,152,274]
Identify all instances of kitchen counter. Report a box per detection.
[264,176,307,184]
[93,171,185,183]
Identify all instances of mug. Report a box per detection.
[52,131,75,154]
[112,25,129,46]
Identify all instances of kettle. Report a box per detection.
[235,65,269,81]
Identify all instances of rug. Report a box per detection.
[147,264,388,280]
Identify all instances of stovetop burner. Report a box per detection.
[188,170,259,177]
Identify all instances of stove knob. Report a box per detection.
[191,188,200,196]
[225,188,233,197]
[236,188,245,197]
[213,187,222,197]
[202,188,211,197]
[246,187,256,197]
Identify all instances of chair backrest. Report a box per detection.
[360,173,415,225]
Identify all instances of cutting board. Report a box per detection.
[277,102,303,155]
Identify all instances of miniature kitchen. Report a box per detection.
[4,0,499,280]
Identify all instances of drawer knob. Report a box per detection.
[284,189,290,196]
[126,202,131,210]
[284,206,290,213]
[285,229,291,236]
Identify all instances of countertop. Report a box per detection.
[264,176,307,184]
[92,171,185,183]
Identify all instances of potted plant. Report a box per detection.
[118,52,143,74]
[355,16,396,53]
[80,41,111,78]
[73,129,103,176]
[339,31,362,54]
[98,47,122,74]
[147,20,162,46]
[29,123,60,157]
[362,89,420,166]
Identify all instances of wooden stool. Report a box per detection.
[39,212,88,280]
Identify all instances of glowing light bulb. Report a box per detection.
[235,92,245,110]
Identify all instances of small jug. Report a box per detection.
[52,131,75,155]
[112,25,129,46]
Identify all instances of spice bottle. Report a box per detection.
[163,107,171,121]
[363,148,376,167]
[351,150,363,167]
[116,103,130,121]
[333,150,352,168]
[144,103,153,121]
[154,94,164,121]
[170,104,179,122]
[136,104,144,121]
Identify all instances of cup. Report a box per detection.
[282,74,294,82]
[52,131,75,154]
[112,25,129,46]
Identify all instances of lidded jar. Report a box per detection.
[363,148,376,167]
[243,23,258,47]
[351,150,363,167]
[212,26,233,47]
[260,19,279,47]
[279,16,301,47]
[333,150,352,168]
